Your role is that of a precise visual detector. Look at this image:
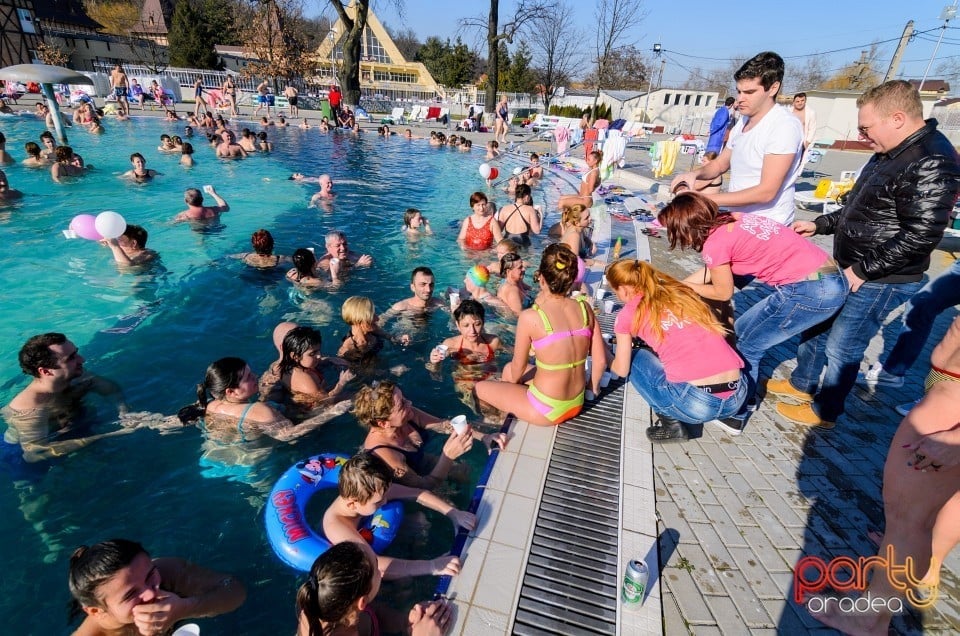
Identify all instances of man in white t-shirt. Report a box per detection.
[672,51,803,225]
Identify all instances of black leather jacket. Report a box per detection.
[813,119,960,283]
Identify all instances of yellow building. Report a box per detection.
[314,2,441,101]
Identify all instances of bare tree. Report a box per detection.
[591,0,646,118]
[684,57,746,100]
[784,55,829,94]
[460,0,555,115]
[327,1,403,106]
[820,45,882,91]
[526,0,580,112]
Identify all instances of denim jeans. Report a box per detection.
[735,271,848,401]
[789,279,924,422]
[882,261,960,376]
[629,349,747,424]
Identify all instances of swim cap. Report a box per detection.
[467,265,490,288]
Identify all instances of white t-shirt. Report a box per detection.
[727,105,803,225]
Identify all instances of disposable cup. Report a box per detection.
[449,291,461,310]
[450,415,468,435]
[603,299,615,314]
[172,625,200,636]
[435,344,448,360]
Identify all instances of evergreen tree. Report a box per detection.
[442,39,477,87]
[496,41,510,91]
[168,0,219,69]
[416,37,452,86]
[502,42,536,93]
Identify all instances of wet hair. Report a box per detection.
[55,146,74,163]
[411,266,434,282]
[296,541,375,636]
[184,188,203,206]
[499,252,524,277]
[160,134,171,142]
[324,230,345,246]
[257,131,267,141]
[469,191,488,207]
[536,243,578,295]
[121,224,148,248]
[171,136,183,146]
[177,356,247,423]
[497,238,520,254]
[341,296,375,326]
[338,451,393,502]
[181,142,194,156]
[658,192,735,252]
[251,229,274,255]
[352,380,397,428]
[857,79,923,120]
[605,259,723,342]
[279,326,322,377]
[40,131,55,142]
[588,149,603,163]
[24,141,41,158]
[18,332,67,376]
[734,51,784,94]
[68,539,148,620]
[454,298,485,324]
[291,248,317,278]
[530,153,539,161]
[241,128,252,138]
[561,203,587,226]
[129,152,144,163]
[402,208,421,228]
[794,92,807,100]
[515,183,532,201]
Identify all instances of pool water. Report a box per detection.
[0,114,573,633]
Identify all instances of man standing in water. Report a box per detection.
[2,333,131,463]
[110,64,129,117]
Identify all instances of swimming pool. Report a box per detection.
[0,114,572,632]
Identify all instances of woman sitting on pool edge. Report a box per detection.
[476,243,607,426]
[558,149,602,210]
[356,380,505,489]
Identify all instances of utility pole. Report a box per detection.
[920,2,959,92]
[884,20,915,82]
[642,42,661,124]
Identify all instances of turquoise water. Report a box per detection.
[0,114,573,633]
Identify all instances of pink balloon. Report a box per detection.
[69,214,103,241]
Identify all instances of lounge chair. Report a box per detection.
[409,105,424,122]
[386,106,406,125]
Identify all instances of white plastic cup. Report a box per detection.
[172,625,200,636]
[600,371,612,388]
[604,299,615,314]
[435,344,449,360]
[449,291,461,310]
[594,286,605,301]
[450,415,468,435]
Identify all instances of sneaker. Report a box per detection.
[766,378,814,403]
[776,401,835,429]
[708,416,745,436]
[895,399,920,417]
[856,362,905,389]
[645,415,689,443]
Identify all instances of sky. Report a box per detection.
[316,0,960,90]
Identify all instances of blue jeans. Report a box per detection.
[882,261,960,376]
[629,349,747,424]
[789,279,924,422]
[735,272,848,402]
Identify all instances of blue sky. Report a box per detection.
[338,1,960,89]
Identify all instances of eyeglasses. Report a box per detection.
[857,121,881,137]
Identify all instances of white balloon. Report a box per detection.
[478,163,492,179]
[513,167,522,176]
[94,211,127,239]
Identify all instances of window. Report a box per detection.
[684,95,691,105]
[663,93,671,105]
[695,95,702,106]
[18,8,36,34]
[705,96,712,106]
[674,94,681,105]
[362,28,392,63]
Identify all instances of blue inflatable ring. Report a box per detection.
[265,453,404,571]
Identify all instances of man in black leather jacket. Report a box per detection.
[768,80,960,428]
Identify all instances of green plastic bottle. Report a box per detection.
[612,236,623,260]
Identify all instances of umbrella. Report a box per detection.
[0,64,93,142]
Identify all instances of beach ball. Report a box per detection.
[467,265,490,288]
[489,167,499,180]
[478,163,492,179]
[69,214,102,241]
[95,211,127,239]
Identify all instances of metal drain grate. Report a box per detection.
[512,375,625,636]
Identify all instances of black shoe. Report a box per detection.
[646,415,689,443]
[709,416,745,437]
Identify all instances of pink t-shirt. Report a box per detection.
[702,213,829,286]
[614,295,743,384]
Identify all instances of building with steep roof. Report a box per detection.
[0,0,43,66]
[130,0,173,45]
[313,2,441,101]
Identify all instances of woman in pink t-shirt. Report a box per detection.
[607,259,747,443]
[658,193,847,431]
